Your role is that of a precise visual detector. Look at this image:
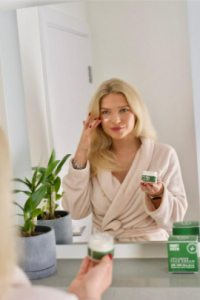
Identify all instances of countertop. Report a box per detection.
[31,258,200,299]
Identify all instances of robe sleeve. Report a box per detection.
[144,147,188,230]
[62,159,92,219]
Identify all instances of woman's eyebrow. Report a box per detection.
[100,105,129,110]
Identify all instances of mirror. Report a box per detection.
[0,0,199,243]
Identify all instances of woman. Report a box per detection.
[62,78,188,241]
[0,127,112,300]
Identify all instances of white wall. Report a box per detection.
[17,1,89,167]
[0,10,32,217]
[0,1,70,12]
[86,0,199,220]
[187,1,200,218]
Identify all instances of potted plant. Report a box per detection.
[13,165,57,279]
[36,149,73,245]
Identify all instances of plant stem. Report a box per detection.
[50,185,55,219]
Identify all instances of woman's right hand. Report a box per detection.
[69,255,113,300]
[74,113,102,165]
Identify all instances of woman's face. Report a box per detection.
[100,93,136,140]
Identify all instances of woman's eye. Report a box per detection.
[120,108,130,113]
[101,110,109,115]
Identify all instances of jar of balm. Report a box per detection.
[88,233,114,262]
[141,171,157,184]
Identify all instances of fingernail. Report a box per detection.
[141,182,145,186]
[149,184,153,187]
[108,253,113,260]
[89,125,92,128]
[88,112,91,116]
[94,117,97,120]
[99,117,102,120]
[143,183,147,186]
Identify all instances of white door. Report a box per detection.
[38,6,94,242]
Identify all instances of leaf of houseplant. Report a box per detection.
[13,189,31,196]
[12,178,31,189]
[56,191,65,200]
[32,166,39,190]
[31,208,42,218]
[54,177,61,193]
[47,149,56,166]
[25,178,33,190]
[24,196,33,213]
[35,171,46,188]
[13,201,24,211]
[45,160,60,178]
[32,166,46,174]
[24,185,47,213]
[54,154,71,177]
[31,185,47,211]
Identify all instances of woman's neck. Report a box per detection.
[111,135,141,155]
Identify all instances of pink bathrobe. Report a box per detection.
[4,267,78,300]
[62,138,188,241]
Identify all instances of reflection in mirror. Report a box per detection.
[0,0,199,244]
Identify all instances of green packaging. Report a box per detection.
[173,221,199,236]
[141,171,157,183]
[168,235,199,273]
[88,233,114,262]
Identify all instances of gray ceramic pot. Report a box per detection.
[19,225,57,280]
[37,210,73,245]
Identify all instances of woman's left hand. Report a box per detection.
[140,177,164,197]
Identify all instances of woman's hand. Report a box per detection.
[69,255,113,300]
[140,177,164,197]
[140,178,164,209]
[74,113,102,166]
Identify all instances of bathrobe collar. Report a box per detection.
[97,138,155,231]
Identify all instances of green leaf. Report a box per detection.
[14,201,24,211]
[45,160,60,179]
[24,196,33,213]
[47,149,56,166]
[44,174,54,185]
[54,154,71,177]
[54,177,61,193]
[31,185,47,210]
[32,166,46,173]
[25,178,32,190]
[12,178,31,189]
[36,171,46,188]
[32,167,39,190]
[56,194,62,200]
[24,219,35,233]
[31,208,42,218]
[54,204,59,210]
[13,190,31,196]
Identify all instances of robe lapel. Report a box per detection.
[101,138,155,231]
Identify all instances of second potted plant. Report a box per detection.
[36,149,73,245]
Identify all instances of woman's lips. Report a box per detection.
[111,127,124,131]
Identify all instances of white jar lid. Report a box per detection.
[142,171,157,177]
[88,233,114,252]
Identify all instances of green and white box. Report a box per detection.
[141,171,157,183]
[168,235,198,273]
[173,221,199,236]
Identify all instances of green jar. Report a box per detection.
[88,233,114,262]
[141,171,158,183]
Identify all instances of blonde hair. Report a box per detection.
[87,78,157,177]
[0,128,17,298]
